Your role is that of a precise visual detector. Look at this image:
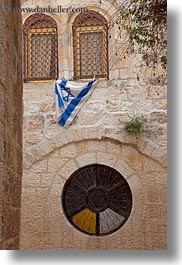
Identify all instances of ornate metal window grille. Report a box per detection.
[62,164,132,236]
[23,13,58,82]
[73,11,109,80]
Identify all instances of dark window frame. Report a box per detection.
[73,11,109,80]
[23,13,58,82]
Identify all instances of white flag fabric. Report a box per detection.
[55,79,97,128]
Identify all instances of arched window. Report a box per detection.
[73,11,109,80]
[23,13,58,82]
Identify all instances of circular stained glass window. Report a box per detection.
[62,164,132,236]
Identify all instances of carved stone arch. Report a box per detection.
[21,138,166,248]
[23,13,58,30]
[72,10,108,27]
[68,5,113,28]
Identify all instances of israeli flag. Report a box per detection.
[55,78,97,128]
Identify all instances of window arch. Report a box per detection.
[23,13,58,82]
[73,11,109,80]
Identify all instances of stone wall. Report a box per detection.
[20,0,167,249]
[0,0,22,249]
[21,139,167,249]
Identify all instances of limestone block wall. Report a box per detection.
[20,0,167,249]
[22,79,167,169]
[0,0,22,249]
[20,139,167,249]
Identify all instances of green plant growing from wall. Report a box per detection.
[124,114,147,135]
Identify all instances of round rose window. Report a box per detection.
[62,164,132,236]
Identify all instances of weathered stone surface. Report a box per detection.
[76,141,88,154]
[149,86,165,99]
[106,100,120,111]
[0,0,22,250]
[48,157,68,173]
[87,101,105,112]
[28,115,45,129]
[24,102,39,115]
[39,102,52,113]
[41,173,55,187]
[88,140,106,152]
[23,152,36,169]
[60,144,77,158]
[51,174,65,196]
[31,139,55,160]
[23,173,41,187]
[144,221,167,249]
[105,141,121,154]
[31,160,48,173]
[142,156,166,173]
[97,152,117,167]
[59,159,78,179]
[75,153,97,167]
[26,131,43,145]
[114,160,134,179]
[121,145,143,172]
[152,99,167,110]
[150,111,167,124]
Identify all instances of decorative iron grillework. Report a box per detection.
[62,164,132,236]
[23,13,58,82]
[73,11,109,80]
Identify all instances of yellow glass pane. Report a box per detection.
[72,208,96,235]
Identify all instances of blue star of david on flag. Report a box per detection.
[55,78,97,128]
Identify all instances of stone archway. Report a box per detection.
[20,138,166,249]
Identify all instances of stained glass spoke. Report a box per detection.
[99,208,125,234]
[108,200,131,218]
[71,171,96,191]
[64,188,86,216]
[72,208,96,235]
